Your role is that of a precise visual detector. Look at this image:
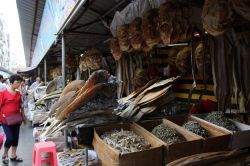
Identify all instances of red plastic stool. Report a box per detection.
[33,141,58,166]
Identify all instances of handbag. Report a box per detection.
[4,112,23,125]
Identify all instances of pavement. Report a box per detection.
[0,123,35,166]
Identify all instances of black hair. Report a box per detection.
[9,74,23,84]
[0,74,3,79]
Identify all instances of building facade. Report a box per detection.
[0,14,10,70]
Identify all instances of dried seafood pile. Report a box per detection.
[204,112,238,132]
[41,70,120,139]
[152,123,185,145]
[26,78,63,124]
[101,129,151,153]
[58,149,97,166]
[115,76,179,121]
[79,48,103,71]
[182,121,209,137]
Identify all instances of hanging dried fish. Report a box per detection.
[117,24,130,51]
[183,121,209,137]
[152,123,185,145]
[129,17,143,50]
[142,9,161,48]
[101,129,151,153]
[110,37,123,61]
[202,0,233,36]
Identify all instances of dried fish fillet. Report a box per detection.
[101,129,151,153]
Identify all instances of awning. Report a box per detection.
[16,65,38,73]
[0,67,14,75]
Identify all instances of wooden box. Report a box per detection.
[193,114,250,149]
[167,115,231,152]
[93,123,163,166]
[135,119,203,163]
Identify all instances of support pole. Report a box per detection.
[62,31,66,88]
[37,67,41,76]
[44,59,47,83]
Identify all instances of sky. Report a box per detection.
[0,0,26,67]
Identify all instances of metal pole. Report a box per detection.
[44,59,47,83]
[37,67,40,76]
[62,31,66,88]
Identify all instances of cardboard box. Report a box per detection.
[193,114,250,149]
[93,123,163,166]
[136,119,202,163]
[167,115,231,152]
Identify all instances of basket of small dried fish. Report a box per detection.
[135,119,202,163]
[93,123,163,166]
[57,149,98,166]
[167,115,231,153]
[194,112,250,150]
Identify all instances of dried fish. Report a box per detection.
[101,129,151,153]
[183,121,209,137]
[204,112,238,131]
[151,123,185,145]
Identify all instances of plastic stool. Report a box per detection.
[33,141,58,166]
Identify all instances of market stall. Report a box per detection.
[18,0,250,165]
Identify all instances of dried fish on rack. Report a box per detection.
[202,0,233,36]
[204,112,238,131]
[183,121,209,137]
[101,129,151,153]
[152,123,185,145]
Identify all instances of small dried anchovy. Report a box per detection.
[183,121,209,137]
[152,123,185,145]
[101,129,151,153]
[205,112,238,132]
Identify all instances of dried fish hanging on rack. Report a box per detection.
[79,48,103,71]
[202,0,233,36]
[175,47,191,75]
[40,70,120,139]
[142,8,161,48]
[158,1,191,44]
[231,0,250,21]
[115,76,180,121]
[110,37,123,61]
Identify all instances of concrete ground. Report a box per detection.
[0,123,35,166]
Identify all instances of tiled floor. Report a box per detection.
[0,123,34,166]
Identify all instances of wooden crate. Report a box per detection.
[136,119,203,163]
[93,123,163,166]
[167,115,231,152]
[193,114,250,149]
